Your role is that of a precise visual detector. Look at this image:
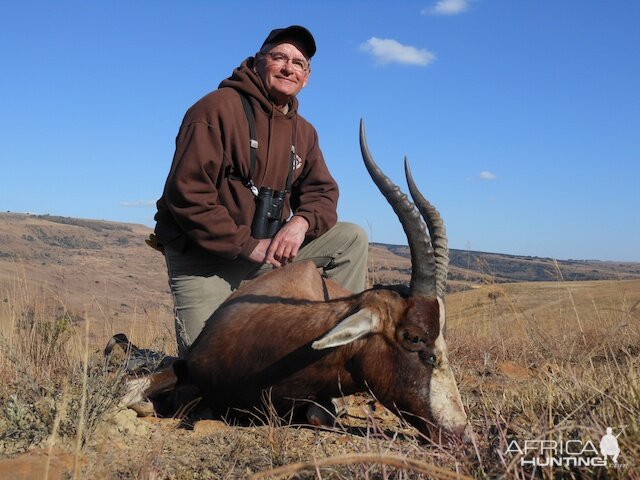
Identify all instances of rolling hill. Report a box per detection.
[1,212,638,328]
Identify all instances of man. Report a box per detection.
[153,26,368,357]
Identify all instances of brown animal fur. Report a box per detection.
[177,261,461,437]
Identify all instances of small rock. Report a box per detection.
[130,400,155,417]
[107,407,150,436]
[143,417,181,430]
[345,405,368,419]
[193,419,230,435]
[370,401,396,422]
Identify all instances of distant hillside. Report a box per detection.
[0,212,173,332]
[371,242,640,291]
[1,213,638,326]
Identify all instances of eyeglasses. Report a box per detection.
[263,52,309,73]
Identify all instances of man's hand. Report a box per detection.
[247,238,280,266]
[265,215,309,266]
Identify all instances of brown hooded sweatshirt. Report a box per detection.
[153,58,339,260]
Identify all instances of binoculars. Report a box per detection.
[251,187,285,239]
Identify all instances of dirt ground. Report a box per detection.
[1,394,472,479]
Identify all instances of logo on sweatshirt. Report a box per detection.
[293,154,303,170]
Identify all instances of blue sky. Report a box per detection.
[1,0,638,261]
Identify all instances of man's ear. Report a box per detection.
[253,54,263,74]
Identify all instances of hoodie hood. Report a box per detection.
[219,58,299,116]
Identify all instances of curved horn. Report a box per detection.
[404,158,449,298]
[359,120,436,297]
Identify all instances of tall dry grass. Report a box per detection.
[446,278,640,478]
[0,265,638,479]
[0,268,173,460]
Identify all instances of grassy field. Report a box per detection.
[0,272,638,479]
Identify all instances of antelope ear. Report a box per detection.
[312,309,380,350]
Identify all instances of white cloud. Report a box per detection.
[422,0,470,16]
[120,200,156,208]
[359,38,435,67]
[478,171,497,180]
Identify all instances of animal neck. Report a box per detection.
[349,334,396,399]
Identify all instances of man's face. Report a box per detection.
[255,42,310,107]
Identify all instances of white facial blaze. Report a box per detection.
[438,296,446,331]
[429,298,468,433]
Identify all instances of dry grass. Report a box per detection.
[0,269,639,479]
[0,270,173,455]
[447,278,640,478]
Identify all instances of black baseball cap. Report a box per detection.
[261,25,316,59]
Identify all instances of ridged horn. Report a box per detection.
[404,158,449,298]
[359,119,436,297]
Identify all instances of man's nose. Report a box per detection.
[280,61,294,74]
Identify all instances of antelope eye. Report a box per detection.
[420,351,437,366]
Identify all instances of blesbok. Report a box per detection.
[132,120,471,441]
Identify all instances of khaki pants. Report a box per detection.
[164,222,368,357]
